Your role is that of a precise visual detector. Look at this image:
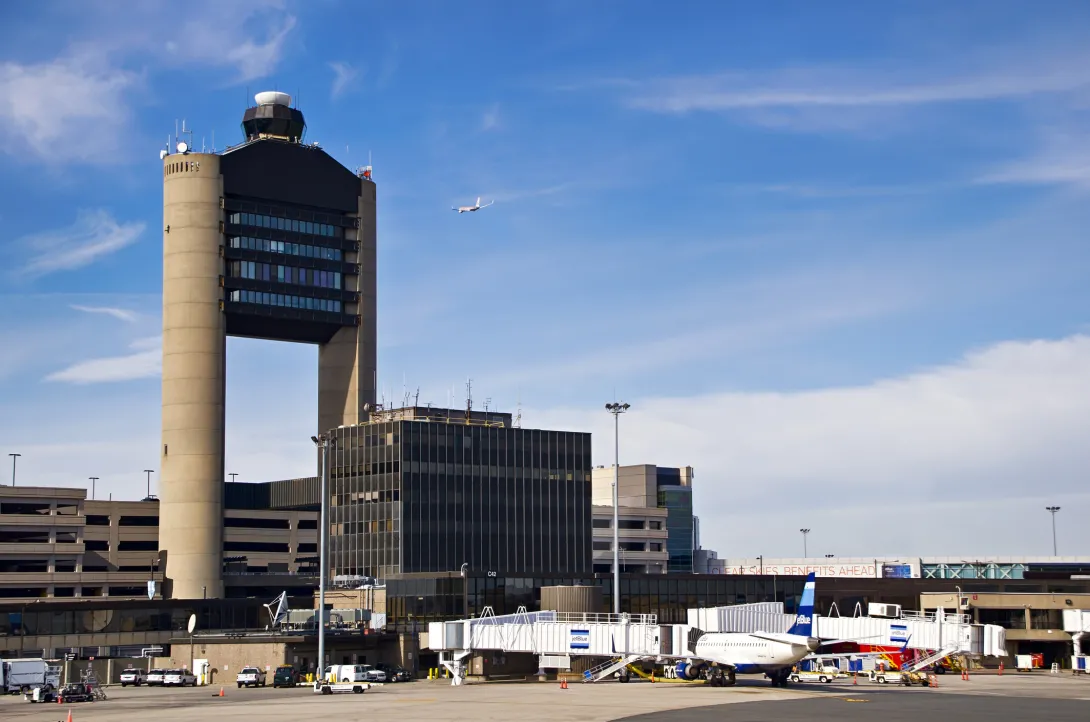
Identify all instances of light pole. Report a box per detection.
[229,473,238,483]
[9,453,21,486]
[89,477,99,500]
[605,401,630,615]
[311,433,337,684]
[143,469,154,499]
[1046,506,1061,556]
[460,562,469,619]
[800,529,810,558]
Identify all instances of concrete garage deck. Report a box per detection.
[2,675,1088,722]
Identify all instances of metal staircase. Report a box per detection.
[583,655,645,683]
[902,643,961,673]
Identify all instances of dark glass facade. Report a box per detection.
[656,468,694,573]
[329,416,592,578]
[385,572,807,626]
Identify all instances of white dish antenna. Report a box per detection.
[255,91,292,107]
[176,141,189,154]
[187,613,197,634]
[159,149,168,160]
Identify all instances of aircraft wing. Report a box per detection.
[749,633,808,647]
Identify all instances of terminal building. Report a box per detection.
[591,465,696,573]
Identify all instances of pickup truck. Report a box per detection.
[236,667,267,688]
[119,668,146,686]
[163,669,197,687]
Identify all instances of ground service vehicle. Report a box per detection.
[313,679,369,695]
[164,669,197,686]
[236,667,267,687]
[146,669,166,686]
[1,658,61,694]
[272,665,299,688]
[119,668,146,686]
[789,670,836,683]
[869,669,899,684]
[57,683,95,703]
[900,670,931,687]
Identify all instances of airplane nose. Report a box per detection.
[806,638,821,652]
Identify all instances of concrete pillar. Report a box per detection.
[160,153,226,600]
[317,180,376,432]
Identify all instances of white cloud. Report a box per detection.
[224,16,297,83]
[329,61,359,99]
[17,210,144,278]
[529,334,1090,556]
[71,305,138,323]
[45,336,161,384]
[0,56,136,161]
[481,103,501,131]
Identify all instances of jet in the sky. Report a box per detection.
[452,197,494,213]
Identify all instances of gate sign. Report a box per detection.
[890,624,908,643]
[570,630,590,650]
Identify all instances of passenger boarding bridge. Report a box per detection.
[429,602,1006,683]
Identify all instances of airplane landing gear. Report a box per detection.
[706,668,737,687]
[769,670,791,687]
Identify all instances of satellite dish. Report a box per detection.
[187,613,197,634]
[159,149,168,160]
[176,141,189,154]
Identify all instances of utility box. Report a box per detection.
[868,603,902,618]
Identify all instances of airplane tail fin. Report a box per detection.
[476,196,481,207]
[787,572,816,637]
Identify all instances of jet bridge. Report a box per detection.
[426,603,1006,684]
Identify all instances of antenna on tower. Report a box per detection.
[414,387,420,406]
[515,391,522,428]
[465,379,473,421]
[484,397,491,413]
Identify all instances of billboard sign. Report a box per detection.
[724,563,879,578]
[882,564,913,579]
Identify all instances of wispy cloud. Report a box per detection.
[977,129,1090,189]
[224,16,297,83]
[328,61,359,99]
[0,56,137,161]
[17,210,144,279]
[576,49,1090,134]
[481,103,501,131]
[530,334,1090,556]
[45,336,161,384]
[71,305,138,323]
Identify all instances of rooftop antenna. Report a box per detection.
[211,129,215,153]
[484,397,491,413]
[414,387,420,406]
[465,379,473,421]
[515,392,522,428]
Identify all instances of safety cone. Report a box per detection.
[998,662,1004,676]
[853,672,858,686]
[219,686,225,697]
[66,711,73,722]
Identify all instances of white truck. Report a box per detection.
[1,658,61,694]
[789,670,837,684]
[327,664,372,683]
[236,667,267,688]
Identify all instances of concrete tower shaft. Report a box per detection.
[160,153,226,600]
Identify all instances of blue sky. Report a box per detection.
[2,1,1089,558]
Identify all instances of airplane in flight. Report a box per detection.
[675,572,843,687]
[452,197,494,213]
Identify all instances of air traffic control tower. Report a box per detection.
[160,91,376,599]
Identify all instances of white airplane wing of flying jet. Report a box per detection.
[675,572,824,687]
[452,196,495,213]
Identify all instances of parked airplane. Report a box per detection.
[675,572,829,687]
[452,197,494,213]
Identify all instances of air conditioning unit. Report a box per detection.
[868,603,902,618]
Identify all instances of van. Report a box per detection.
[328,664,370,683]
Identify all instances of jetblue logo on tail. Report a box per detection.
[787,573,816,637]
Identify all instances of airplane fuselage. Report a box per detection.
[693,632,813,674]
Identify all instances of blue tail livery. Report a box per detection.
[786,572,816,636]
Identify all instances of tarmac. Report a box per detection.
[1,672,1087,722]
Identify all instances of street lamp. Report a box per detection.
[311,433,337,684]
[89,477,99,501]
[1046,506,1061,556]
[143,469,155,500]
[800,529,810,558]
[9,453,21,486]
[605,401,631,615]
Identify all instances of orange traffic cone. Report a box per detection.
[66,711,73,722]
[853,671,858,685]
[219,686,225,697]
